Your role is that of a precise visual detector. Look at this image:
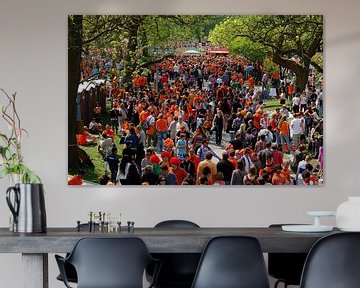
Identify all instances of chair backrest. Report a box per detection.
[268,224,308,285]
[66,237,154,288]
[191,236,270,288]
[151,220,201,287]
[300,232,360,288]
[155,219,200,228]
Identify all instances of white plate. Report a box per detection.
[307,211,336,217]
[282,225,333,232]
[338,227,360,232]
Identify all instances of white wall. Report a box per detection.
[0,0,359,287]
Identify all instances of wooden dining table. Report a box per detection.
[0,226,340,288]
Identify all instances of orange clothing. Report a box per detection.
[189,155,201,171]
[133,76,139,87]
[229,158,237,169]
[156,118,168,132]
[147,124,156,136]
[173,167,188,185]
[287,85,295,95]
[139,111,150,123]
[139,75,147,87]
[137,103,144,113]
[68,175,83,185]
[196,175,214,185]
[272,173,287,185]
[269,118,278,131]
[164,138,174,148]
[278,121,289,135]
[248,77,255,89]
[253,113,262,130]
[104,128,115,140]
[281,168,291,183]
[203,120,212,129]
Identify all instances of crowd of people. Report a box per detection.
[69,45,324,186]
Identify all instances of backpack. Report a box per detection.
[145,115,154,129]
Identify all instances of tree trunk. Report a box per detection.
[68,16,83,170]
[272,53,309,93]
[293,69,308,93]
[123,25,139,86]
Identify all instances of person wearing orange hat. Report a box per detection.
[150,154,161,177]
[160,151,172,168]
[170,157,188,185]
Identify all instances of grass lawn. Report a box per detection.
[263,98,291,113]
[69,134,124,184]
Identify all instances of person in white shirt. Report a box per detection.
[175,116,189,132]
[240,148,253,173]
[292,94,300,113]
[290,113,304,147]
[300,91,308,112]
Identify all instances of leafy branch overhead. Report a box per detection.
[209,15,323,91]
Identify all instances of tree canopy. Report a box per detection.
[209,15,323,91]
[68,15,226,169]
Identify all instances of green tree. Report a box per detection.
[68,15,226,169]
[209,15,323,91]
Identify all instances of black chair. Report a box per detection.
[55,237,160,288]
[56,223,99,284]
[300,232,360,288]
[148,220,201,288]
[191,236,270,288]
[268,224,308,288]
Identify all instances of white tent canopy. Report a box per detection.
[183,49,201,55]
[77,79,105,94]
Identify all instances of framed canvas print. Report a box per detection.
[68,15,323,186]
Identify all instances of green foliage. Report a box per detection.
[210,15,323,58]
[263,58,279,74]
[311,52,323,68]
[0,89,41,184]
[230,38,269,62]
[209,15,323,91]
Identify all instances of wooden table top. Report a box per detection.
[0,227,340,253]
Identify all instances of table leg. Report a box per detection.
[22,253,48,288]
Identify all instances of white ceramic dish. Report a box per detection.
[307,211,336,217]
[338,227,360,232]
[282,225,333,233]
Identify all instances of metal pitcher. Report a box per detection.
[6,183,47,233]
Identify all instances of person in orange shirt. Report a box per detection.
[248,76,255,90]
[170,157,188,185]
[228,150,238,169]
[133,74,139,91]
[139,108,151,128]
[68,170,85,185]
[138,74,147,90]
[278,115,291,154]
[188,148,200,172]
[252,110,263,130]
[160,151,172,168]
[103,124,115,140]
[196,166,214,185]
[281,161,292,184]
[272,165,288,185]
[156,114,168,152]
